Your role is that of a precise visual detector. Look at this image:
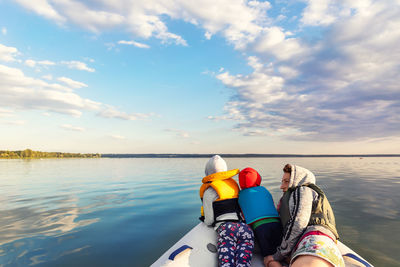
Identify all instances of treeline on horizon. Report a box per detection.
[0,149,101,159]
[1,150,399,159]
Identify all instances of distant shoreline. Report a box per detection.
[2,149,399,159]
[101,153,400,158]
[0,149,100,159]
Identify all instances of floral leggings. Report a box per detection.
[216,222,254,267]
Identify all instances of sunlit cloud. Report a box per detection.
[24,59,56,68]
[57,77,88,89]
[60,124,85,132]
[118,40,150,49]
[2,120,26,126]
[165,128,190,138]
[0,64,100,117]
[14,0,66,23]
[14,0,272,48]
[12,0,400,142]
[84,57,95,63]
[1,27,7,35]
[42,74,53,80]
[0,43,19,62]
[108,134,126,140]
[0,108,14,118]
[97,106,153,121]
[0,45,151,122]
[61,60,95,72]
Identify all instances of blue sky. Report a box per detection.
[0,0,399,154]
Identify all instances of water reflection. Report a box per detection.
[60,245,90,257]
[0,158,399,267]
[0,196,99,247]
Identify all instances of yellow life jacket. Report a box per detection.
[199,169,240,217]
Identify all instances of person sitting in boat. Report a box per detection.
[264,164,345,267]
[199,155,254,267]
[238,167,283,267]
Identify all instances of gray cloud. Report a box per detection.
[216,1,400,141]
[13,0,400,141]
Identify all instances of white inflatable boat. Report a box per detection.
[151,222,373,267]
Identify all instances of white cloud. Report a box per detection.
[25,59,56,68]
[165,128,190,138]
[84,57,95,63]
[0,108,14,118]
[12,0,400,142]
[1,27,7,35]
[105,43,116,51]
[97,106,153,120]
[57,77,88,89]
[300,0,339,26]
[109,134,126,140]
[24,59,36,67]
[42,74,53,80]
[0,44,19,62]
[38,60,55,66]
[216,56,287,106]
[118,40,150,49]
[0,41,153,122]
[15,0,65,23]
[60,124,85,132]
[14,0,273,48]
[0,64,101,117]
[3,120,26,126]
[253,27,306,60]
[61,61,95,72]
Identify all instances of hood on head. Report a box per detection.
[205,155,227,176]
[239,167,261,189]
[289,165,315,188]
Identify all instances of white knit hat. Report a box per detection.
[205,155,227,176]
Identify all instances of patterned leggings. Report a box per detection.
[216,222,254,267]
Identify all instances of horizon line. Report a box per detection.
[101,153,400,158]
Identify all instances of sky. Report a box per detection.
[0,0,399,154]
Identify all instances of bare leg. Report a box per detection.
[291,255,333,267]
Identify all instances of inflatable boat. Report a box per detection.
[151,222,373,267]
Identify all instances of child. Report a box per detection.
[238,167,283,267]
[199,155,254,267]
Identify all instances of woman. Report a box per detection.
[264,164,344,267]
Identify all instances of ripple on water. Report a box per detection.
[1,157,399,267]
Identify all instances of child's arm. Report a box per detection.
[202,188,218,226]
[264,256,282,267]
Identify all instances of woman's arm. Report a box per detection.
[273,186,314,261]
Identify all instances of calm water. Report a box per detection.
[0,157,399,267]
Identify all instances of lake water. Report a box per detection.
[0,157,399,267]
